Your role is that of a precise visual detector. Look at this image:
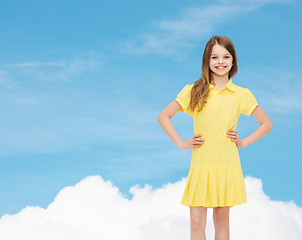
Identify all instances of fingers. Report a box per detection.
[192,134,205,148]
[227,129,238,141]
[192,142,204,147]
[193,144,202,148]
[193,134,202,138]
[193,134,204,142]
[193,139,204,147]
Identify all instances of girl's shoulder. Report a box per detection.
[230,81,254,94]
[177,83,194,95]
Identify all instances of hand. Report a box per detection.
[227,129,245,149]
[179,134,205,150]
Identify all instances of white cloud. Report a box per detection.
[119,0,294,57]
[119,5,243,58]
[2,55,103,83]
[218,0,294,8]
[0,175,301,240]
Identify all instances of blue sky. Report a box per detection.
[0,0,301,217]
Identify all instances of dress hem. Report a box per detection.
[180,200,247,208]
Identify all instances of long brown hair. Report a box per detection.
[189,36,238,112]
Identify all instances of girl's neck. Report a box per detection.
[210,75,229,86]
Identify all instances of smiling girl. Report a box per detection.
[157,35,273,240]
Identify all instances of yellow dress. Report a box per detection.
[175,78,258,208]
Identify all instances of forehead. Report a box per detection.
[211,44,231,55]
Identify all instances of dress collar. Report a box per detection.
[209,78,236,92]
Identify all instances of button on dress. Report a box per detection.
[175,79,258,208]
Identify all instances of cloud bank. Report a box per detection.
[119,0,294,57]
[0,175,301,240]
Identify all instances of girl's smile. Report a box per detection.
[215,65,227,70]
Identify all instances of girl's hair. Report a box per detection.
[189,35,238,112]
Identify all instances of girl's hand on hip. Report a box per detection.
[180,134,205,150]
[227,129,244,149]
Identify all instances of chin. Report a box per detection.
[211,68,231,77]
[212,71,229,77]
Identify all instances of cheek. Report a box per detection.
[209,64,215,71]
[209,60,215,68]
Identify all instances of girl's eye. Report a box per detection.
[211,56,230,59]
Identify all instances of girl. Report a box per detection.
[157,35,273,240]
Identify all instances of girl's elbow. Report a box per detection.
[157,112,170,124]
[267,120,273,132]
[260,120,273,132]
[157,112,164,123]
[157,114,161,123]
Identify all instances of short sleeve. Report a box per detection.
[174,84,192,114]
[239,88,258,116]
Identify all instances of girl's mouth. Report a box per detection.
[215,66,226,69]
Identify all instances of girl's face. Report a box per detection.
[209,44,233,79]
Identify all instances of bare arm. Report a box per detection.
[240,105,273,148]
[157,100,204,150]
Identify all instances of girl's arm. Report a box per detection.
[157,100,204,150]
[240,105,273,148]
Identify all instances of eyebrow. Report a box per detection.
[211,53,231,56]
